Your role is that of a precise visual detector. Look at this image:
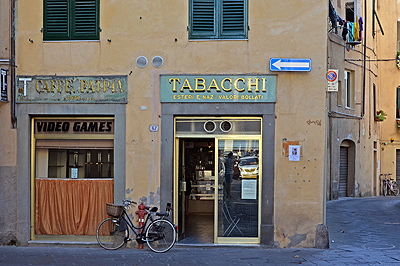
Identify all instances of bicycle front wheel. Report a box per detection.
[96,217,127,250]
[383,182,388,196]
[145,219,176,253]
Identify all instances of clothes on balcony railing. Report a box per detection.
[329,1,363,43]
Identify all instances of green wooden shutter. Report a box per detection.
[43,0,70,41]
[44,0,99,41]
[71,0,99,40]
[397,87,400,118]
[190,0,217,39]
[220,0,247,39]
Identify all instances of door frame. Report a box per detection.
[160,103,275,246]
[173,118,262,244]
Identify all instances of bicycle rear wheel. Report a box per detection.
[96,217,127,250]
[393,183,400,196]
[145,219,176,253]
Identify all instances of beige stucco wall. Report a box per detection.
[15,0,328,247]
[325,0,380,200]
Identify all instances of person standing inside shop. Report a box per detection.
[225,152,234,197]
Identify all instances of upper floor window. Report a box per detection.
[43,0,100,41]
[397,21,400,56]
[189,0,248,40]
[396,87,400,119]
[345,1,355,22]
[344,70,354,109]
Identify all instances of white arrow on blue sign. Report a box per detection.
[270,58,311,72]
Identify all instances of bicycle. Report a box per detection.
[96,199,177,253]
[380,173,400,196]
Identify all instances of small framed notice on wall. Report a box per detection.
[289,145,301,161]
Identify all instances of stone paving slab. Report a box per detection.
[2,245,400,265]
[2,197,400,265]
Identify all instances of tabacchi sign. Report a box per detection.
[160,75,276,103]
[16,75,127,103]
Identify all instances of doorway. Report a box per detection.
[173,117,262,244]
[177,138,215,244]
[339,140,356,197]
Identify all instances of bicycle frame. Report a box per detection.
[116,208,155,242]
[380,173,399,196]
[386,180,395,192]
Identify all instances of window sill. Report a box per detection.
[43,40,100,43]
[188,38,248,42]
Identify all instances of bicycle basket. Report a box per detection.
[106,203,124,217]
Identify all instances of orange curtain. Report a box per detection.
[35,179,114,235]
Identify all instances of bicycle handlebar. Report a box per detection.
[123,199,137,207]
[122,200,173,217]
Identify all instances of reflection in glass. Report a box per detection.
[218,139,259,238]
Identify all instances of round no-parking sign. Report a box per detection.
[326,69,338,92]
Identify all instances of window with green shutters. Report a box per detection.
[43,0,100,41]
[189,0,248,40]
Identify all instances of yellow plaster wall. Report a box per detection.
[0,0,16,167]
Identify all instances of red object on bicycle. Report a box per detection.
[135,203,147,249]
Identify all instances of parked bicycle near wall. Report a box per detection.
[380,173,400,196]
[96,199,177,253]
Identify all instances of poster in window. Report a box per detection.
[70,168,78,179]
[241,179,257,200]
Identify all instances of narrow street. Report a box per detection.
[327,196,400,251]
[1,197,400,265]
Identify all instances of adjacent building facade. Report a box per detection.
[376,1,400,188]
[0,0,394,248]
[327,0,381,200]
[0,0,17,245]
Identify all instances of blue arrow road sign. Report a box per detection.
[270,58,311,72]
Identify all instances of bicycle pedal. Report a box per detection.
[136,237,145,244]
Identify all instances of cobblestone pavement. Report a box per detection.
[1,196,400,265]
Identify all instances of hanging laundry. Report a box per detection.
[348,22,354,42]
[342,21,348,41]
[359,16,363,41]
[338,16,343,26]
[354,16,360,41]
[329,0,338,32]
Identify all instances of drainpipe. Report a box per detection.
[10,0,16,128]
[361,0,367,118]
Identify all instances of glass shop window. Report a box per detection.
[44,149,114,179]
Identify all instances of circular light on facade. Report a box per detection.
[152,56,164,68]
[204,120,216,133]
[220,120,232,133]
[136,56,148,68]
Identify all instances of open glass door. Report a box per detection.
[215,138,260,244]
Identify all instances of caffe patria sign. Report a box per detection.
[17,75,127,103]
[160,75,276,103]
